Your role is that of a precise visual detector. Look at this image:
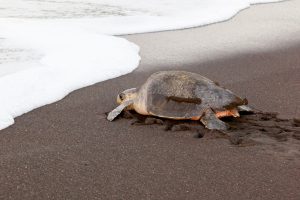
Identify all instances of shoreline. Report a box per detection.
[0,0,300,199]
[124,0,300,72]
[1,0,299,130]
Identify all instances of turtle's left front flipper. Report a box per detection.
[107,100,133,121]
[200,108,229,130]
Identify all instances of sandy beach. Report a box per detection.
[0,1,300,199]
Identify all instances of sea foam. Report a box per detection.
[0,0,282,130]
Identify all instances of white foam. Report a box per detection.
[0,0,283,130]
[0,23,140,130]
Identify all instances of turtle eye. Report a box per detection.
[119,93,125,101]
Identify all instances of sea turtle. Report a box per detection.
[107,71,252,130]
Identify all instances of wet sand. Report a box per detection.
[1,1,300,200]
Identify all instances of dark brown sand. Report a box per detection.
[1,1,300,197]
[0,42,300,199]
[120,110,300,149]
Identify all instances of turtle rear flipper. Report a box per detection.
[237,105,253,113]
[200,108,229,130]
[107,100,133,121]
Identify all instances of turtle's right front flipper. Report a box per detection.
[200,108,229,130]
[107,100,133,121]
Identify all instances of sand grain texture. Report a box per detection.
[1,1,300,199]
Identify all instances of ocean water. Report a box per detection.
[0,0,282,130]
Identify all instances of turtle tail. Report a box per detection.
[223,97,248,110]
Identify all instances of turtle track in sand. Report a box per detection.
[114,111,300,161]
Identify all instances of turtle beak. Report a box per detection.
[117,95,122,104]
[117,93,125,104]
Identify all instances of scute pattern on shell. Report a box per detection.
[139,71,245,119]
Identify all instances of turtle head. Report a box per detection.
[117,88,137,104]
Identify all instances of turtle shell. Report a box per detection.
[137,71,246,119]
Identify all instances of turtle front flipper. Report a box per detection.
[200,108,229,130]
[107,100,133,121]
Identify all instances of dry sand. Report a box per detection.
[0,0,300,199]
